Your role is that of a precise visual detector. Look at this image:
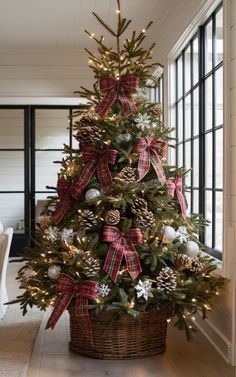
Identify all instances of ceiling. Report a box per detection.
[0,0,176,50]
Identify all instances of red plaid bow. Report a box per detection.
[69,146,118,199]
[54,178,80,224]
[95,75,139,117]
[136,134,167,185]
[166,175,186,217]
[46,273,98,344]
[103,226,142,282]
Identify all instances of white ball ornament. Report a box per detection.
[85,188,101,201]
[47,265,61,280]
[186,240,199,258]
[162,226,176,244]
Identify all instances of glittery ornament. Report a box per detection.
[162,226,176,244]
[44,226,59,242]
[97,284,111,297]
[85,188,101,201]
[47,265,61,280]
[176,226,189,244]
[186,240,199,258]
[135,279,154,301]
[60,228,75,243]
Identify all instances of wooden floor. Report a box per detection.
[26,309,235,377]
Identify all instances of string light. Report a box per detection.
[167,318,171,323]
[192,298,197,302]
[116,9,120,14]
[89,33,95,39]
[142,29,146,33]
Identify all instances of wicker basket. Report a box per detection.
[68,306,168,359]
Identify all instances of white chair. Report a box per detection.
[0,222,3,234]
[0,227,13,319]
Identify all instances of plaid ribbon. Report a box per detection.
[69,146,118,199]
[46,273,98,344]
[166,175,186,217]
[136,134,167,185]
[95,75,139,117]
[103,225,142,282]
[54,178,80,224]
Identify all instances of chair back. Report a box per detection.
[0,222,3,234]
[0,227,13,319]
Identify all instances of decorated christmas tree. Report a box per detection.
[13,0,223,358]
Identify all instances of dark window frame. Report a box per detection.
[175,3,223,260]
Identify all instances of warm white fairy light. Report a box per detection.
[90,33,95,39]
[142,29,146,33]
[116,9,120,14]
[167,318,171,323]
[192,298,197,303]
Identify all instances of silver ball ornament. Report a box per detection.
[162,225,176,244]
[85,188,101,201]
[47,265,61,280]
[186,240,199,258]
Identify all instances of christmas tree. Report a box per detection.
[13,0,223,350]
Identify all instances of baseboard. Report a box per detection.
[195,314,233,364]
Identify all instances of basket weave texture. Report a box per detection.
[68,305,168,359]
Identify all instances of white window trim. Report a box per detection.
[167,0,233,279]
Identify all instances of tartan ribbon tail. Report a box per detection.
[103,242,123,283]
[54,194,70,225]
[124,238,142,280]
[70,160,97,199]
[138,149,150,181]
[95,88,117,117]
[75,297,93,345]
[150,149,166,186]
[118,90,137,117]
[166,176,186,217]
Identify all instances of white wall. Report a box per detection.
[0,49,93,97]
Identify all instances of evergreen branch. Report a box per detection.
[92,12,117,37]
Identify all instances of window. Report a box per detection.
[175,4,223,260]
[0,105,78,255]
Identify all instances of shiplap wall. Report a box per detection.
[0,49,93,97]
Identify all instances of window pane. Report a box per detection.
[215,67,223,127]
[0,193,24,233]
[193,138,199,187]
[184,141,191,187]
[184,95,191,140]
[205,20,213,74]
[35,151,63,191]
[177,100,183,142]
[177,56,183,99]
[184,46,191,93]
[193,36,199,85]
[205,190,212,247]
[0,151,24,191]
[177,143,183,168]
[205,76,213,130]
[193,88,199,136]
[0,109,24,149]
[215,191,223,251]
[216,7,223,65]
[205,133,212,188]
[192,189,199,213]
[215,128,223,189]
[185,190,191,215]
[35,109,70,149]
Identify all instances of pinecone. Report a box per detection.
[131,198,148,216]
[135,211,155,228]
[62,241,84,258]
[115,167,137,184]
[156,267,177,292]
[82,251,100,277]
[105,209,120,225]
[19,266,37,288]
[149,103,162,117]
[78,209,97,230]
[75,124,103,145]
[190,258,204,272]
[38,216,52,230]
[175,254,193,270]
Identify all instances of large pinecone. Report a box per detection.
[156,267,177,292]
[105,209,120,225]
[131,198,148,216]
[78,209,97,229]
[82,251,100,277]
[190,258,204,272]
[135,211,155,228]
[115,167,137,184]
[175,254,193,270]
[75,124,103,145]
